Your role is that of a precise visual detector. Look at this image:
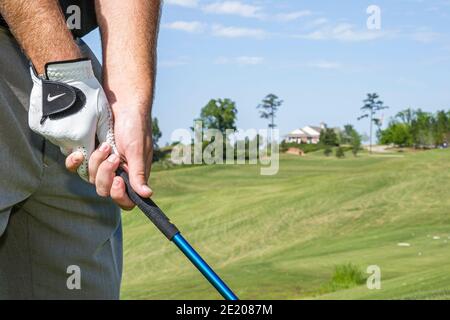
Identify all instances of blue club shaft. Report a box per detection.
[172,233,238,300]
[117,169,238,300]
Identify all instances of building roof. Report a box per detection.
[309,126,323,133]
[302,126,321,137]
[288,129,307,136]
[286,124,325,138]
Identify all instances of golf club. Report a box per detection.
[117,167,238,300]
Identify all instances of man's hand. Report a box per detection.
[68,0,160,209]
[113,107,153,199]
[69,0,161,209]
[66,107,153,210]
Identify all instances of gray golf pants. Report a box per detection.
[0,27,122,299]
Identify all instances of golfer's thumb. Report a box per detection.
[127,159,153,198]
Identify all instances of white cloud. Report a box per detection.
[163,22,268,39]
[298,23,386,42]
[203,1,262,18]
[212,24,267,38]
[215,56,264,65]
[275,10,312,22]
[163,21,206,33]
[296,21,440,44]
[165,0,198,7]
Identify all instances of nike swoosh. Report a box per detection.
[47,93,66,102]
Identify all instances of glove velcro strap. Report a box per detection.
[45,58,94,82]
[40,80,86,124]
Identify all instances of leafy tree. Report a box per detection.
[335,147,345,158]
[358,93,389,153]
[338,124,362,156]
[396,108,414,125]
[340,124,357,145]
[380,108,450,148]
[350,130,362,156]
[152,117,162,148]
[379,122,412,147]
[257,94,283,130]
[410,109,434,148]
[434,110,449,145]
[199,98,238,135]
[320,127,339,146]
[447,110,450,128]
[152,117,163,161]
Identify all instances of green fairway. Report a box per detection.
[120,149,450,300]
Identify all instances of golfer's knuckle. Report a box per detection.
[133,171,146,183]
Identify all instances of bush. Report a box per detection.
[281,141,325,154]
[335,147,345,158]
[327,263,366,291]
[324,146,332,157]
[352,146,361,157]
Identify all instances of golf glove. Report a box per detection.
[29,58,117,181]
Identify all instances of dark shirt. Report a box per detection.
[0,0,97,38]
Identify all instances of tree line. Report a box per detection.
[155,93,369,161]
[380,108,450,148]
[152,94,283,162]
[153,91,449,163]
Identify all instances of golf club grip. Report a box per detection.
[117,168,179,240]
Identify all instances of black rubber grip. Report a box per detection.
[117,167,179,240]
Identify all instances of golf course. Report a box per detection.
[120,149,450,300]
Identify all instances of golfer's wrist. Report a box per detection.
[33,46,83,76]
[111,103,152,125]
[104,87,153,113]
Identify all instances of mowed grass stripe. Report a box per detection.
[121,149,450,299]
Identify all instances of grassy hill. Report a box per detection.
[120,149,450,300]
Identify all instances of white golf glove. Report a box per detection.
[29,59,117,181]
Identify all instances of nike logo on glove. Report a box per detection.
[47,93,66,102]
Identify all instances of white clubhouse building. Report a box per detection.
[285,124,326,144]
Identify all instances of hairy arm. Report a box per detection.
[94,0,161,198]
[95,0,160,110]
[0,0,81,75]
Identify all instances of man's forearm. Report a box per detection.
[0,0,82,75]
[95,0,161,112]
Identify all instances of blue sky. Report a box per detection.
[84,0,450,144]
